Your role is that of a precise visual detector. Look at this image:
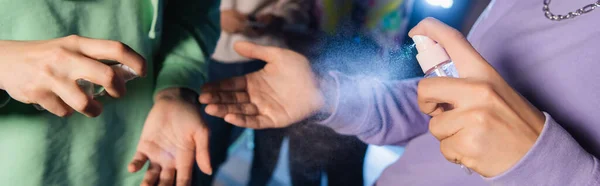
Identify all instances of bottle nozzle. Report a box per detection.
[413,35,437,52]
[412,35,451,73]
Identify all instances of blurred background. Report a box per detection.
[211,0,491,185]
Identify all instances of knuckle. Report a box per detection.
[56,108,71,117]
[108,41,127,54]
[461,131,484,158]
[50,47,71,63]
[63,35,80,43]
[21,84,37,97]
[100,66,116,85]
[469,109,491,125]
[21,85,45,101]
[471,81,498,101]
[72,97,90,111]
[39,64,55,79]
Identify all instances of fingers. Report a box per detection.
[201,76,247,92]
[65,35,147,77]
[141,162,161,186]
[233,41,287,63]
[428,110,466,141]
[68,54,126,98]
[52,80,103,117]
[36,93,73,117]
[158,168,175,186]
[408,18,495,79]
[224,114,274,129]
[417,77,494,116]
[205,103,259,117]
[199,91,250,104]
[439,134,465,166]
[136,140,165,162]
[128,152,149,173]
[193,130,212,175]
[174,149,194,186]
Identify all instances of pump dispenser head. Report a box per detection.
[413,35,451,73]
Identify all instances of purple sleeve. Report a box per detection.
[486,112,600,185]
[316,71,430,146]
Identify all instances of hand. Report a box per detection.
[0,35,146,117]
[128,88,211,186]
[244,14,285,36]
[410,18,546,177]
[221,10,247,33]
[199,42,324,129]
[257,14,284,28]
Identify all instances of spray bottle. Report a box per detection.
[413,35,472,174]
[33,62,138,111]
[413,35,458,78]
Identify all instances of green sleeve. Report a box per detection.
[0,90,8,108]
[154,0,220,96]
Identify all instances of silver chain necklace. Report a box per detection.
[543,0,600,21]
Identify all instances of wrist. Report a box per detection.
[315,74,337,118]
[155,88,198,103]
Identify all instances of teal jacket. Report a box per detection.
[0,0,219,185]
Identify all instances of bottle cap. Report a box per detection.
[413,35,451,73]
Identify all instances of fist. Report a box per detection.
[0,35,146,117]
[410,18,545,177]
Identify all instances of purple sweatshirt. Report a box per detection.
[318,0,600,185]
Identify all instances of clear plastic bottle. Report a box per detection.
[413,35,472,174]
[413,35,459,78]
[33,62,138,111]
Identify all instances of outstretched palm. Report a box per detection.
[199,42,324,129]
[129,94,211,186]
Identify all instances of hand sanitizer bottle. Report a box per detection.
[33,62,138,111]
[413,35,472,175]
[413,35,458,78]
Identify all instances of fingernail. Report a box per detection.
[205,167,213,175]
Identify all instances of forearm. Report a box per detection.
[316,71,430,146]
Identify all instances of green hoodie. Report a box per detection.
[0,0,219,185]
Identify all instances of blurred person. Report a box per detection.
[200,0,600,185]
[0,0,220,185]
[266,0,416,185]
[209,0,311,185]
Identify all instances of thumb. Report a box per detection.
[408,18,499,80]
[233,41,284,64]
